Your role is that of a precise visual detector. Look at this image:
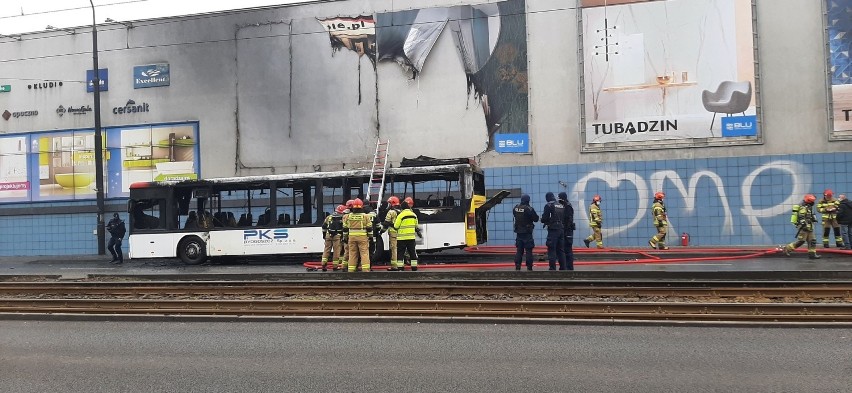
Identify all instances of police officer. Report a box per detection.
[106,213,126,264]
[394,200,422,271]
[343,198,373,272]
[558,192,575,270]
[382,196,402,271]
[320,204,346,271]
[783,194,820,259]
[817,189,845,248]
[649,192,669,250]
[541,192,567,270]
[583,195,603,249]
[512,194,539,271]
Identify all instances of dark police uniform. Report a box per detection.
[558,192,575,270]
[106,213,126,264]
[542,193,567,270]
[513,198,539,270]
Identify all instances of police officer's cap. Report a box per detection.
[521,194,530,204]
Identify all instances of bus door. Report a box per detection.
[474,190,510,244]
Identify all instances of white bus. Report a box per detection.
[127,158,507,264]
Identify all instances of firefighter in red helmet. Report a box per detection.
[343,198,373,271]
[782,194,820,259]
[817,189,845,248]
[320,205,347,271]
[649,192,669,250]
[583,195,604,249]
[382,196,402,270]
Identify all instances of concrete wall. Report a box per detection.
[0,0,848,255]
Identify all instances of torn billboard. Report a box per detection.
[318,0,529,152]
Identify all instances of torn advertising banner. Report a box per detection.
[317,16,377,63]
[376,9,448,76]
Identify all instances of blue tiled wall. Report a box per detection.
[486,152,851,248]
[0,151,850,256]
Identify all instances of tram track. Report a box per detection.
[0,280,851,323]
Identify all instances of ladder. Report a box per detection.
[367,139,390,207]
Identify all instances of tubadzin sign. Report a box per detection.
[133,63,170,89]
[113,99,150,115]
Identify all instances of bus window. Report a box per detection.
[473,172,485,197]
[131,199,165,230]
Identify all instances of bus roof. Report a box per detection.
[129,162,479,189]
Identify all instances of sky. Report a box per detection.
[0,0,312,35]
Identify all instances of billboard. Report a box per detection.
[827,0,852,134]
[581,0,758,148]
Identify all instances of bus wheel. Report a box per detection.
[178,236,207,265]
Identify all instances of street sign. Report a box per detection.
[0,85,10,93]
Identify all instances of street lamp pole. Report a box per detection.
[90,0,106,255]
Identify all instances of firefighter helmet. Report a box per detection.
[345,199,355,208]
[335,205,347,214]
[804,194,816,204]
[404,197,414,207]
[592,195,601,203]
[824,189,834,198]
[654,191,665,200]
[387,196,400,206]
[351,198,364,209]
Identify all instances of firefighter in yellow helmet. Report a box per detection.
[783,194,820,259]
[343,198,373,272]
[382,196,402,270]
[583,195,604,249]
[817,189,846,248]
[649,192,669,250]
[320,204,347,271]
[394,198,422,271]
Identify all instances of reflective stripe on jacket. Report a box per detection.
[344,212,372,237]
[589,204,602,227]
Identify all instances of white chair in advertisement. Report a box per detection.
[702,81,752,131]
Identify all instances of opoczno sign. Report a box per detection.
[113,99,150,114]
[133,64,170,88]
[3,110,38,120]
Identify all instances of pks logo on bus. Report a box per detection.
[243,229,292,244]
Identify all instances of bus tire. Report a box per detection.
[178,236,207,265]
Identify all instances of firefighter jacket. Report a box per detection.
[588,203,602,228]
[394,208,420,241]
[343,211,373,238]
[790,203,816,232]
[817,198,840,221]
[513,203,539,234]
[652,201,667,227]
[322,212,344,238]
[383,207,400,233]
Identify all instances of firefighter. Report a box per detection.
[383,196,402,271]
[320,204,346,271]
[394,199,422,271]
[339,199,355,268]
[343,198,372,272]
[817,189,845,248]
[649,192,669,250]
[512,194,539,271]
[783,194,820,259]
[583,195,604,249]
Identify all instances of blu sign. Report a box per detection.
[133,64,170,89]
[86,69,109,92]
[722,115,758,137]
[495,133,530,153]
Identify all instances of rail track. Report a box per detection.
[1,280,851,323]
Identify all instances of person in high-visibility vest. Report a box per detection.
[649,192,669,250]
[583,195,603,249]
[783,194,820,259]
[320,204,346,271]
[817,189,846,248]
[382,196,402,271]
[394,199,422,271]
[343,198,373,272]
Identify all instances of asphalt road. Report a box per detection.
[1,321,850,392]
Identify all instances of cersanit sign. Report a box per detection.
[133,63,170,89]
[113,99,150,114]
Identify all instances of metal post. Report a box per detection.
[90,0,106,255]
